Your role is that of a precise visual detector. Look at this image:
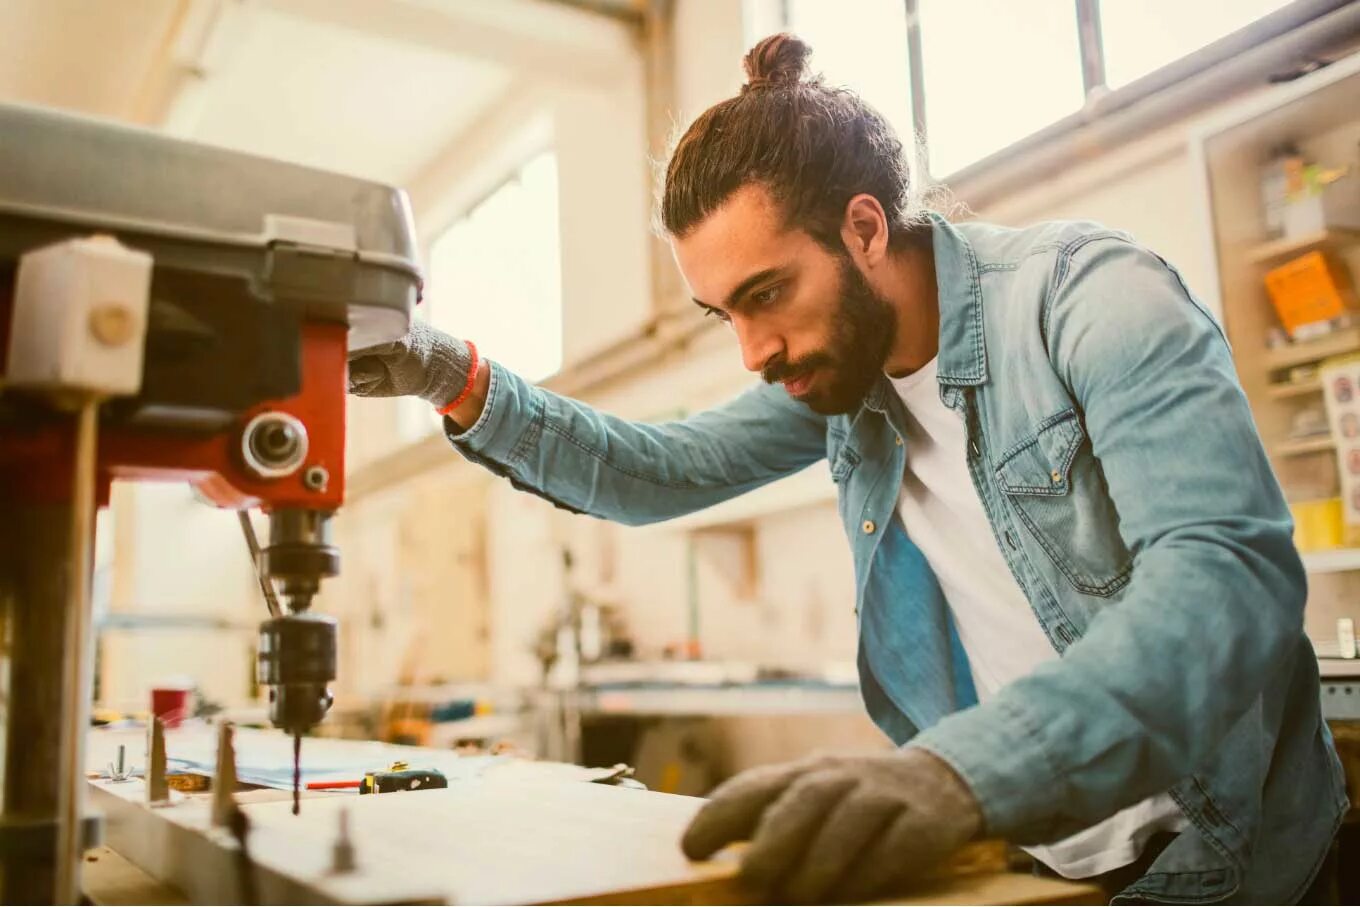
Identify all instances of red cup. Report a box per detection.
[151,687,190,729]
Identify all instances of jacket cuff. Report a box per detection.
[443,361,537,466]
[909,696,1063,844]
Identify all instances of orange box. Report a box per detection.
[1264,250,1355,337]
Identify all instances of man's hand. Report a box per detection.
[681,747,982,904]
[347,320,475,406]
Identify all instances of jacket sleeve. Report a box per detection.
[444,362,829,526]
[911,236,1306,844]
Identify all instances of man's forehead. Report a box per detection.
[671,185,804,303]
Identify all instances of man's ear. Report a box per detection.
[840,194,890,268]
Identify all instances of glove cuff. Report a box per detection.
[419,330,476,408]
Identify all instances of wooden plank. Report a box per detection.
[90,772,1099,905]
[85,727,1099,905]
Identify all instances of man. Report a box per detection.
[350,33,1346,905]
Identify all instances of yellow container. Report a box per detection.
[1292,497,1345,551]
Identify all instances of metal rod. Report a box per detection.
[1075,0,1107,98]
[55,397,100,905]
[903,0,930,178]
[238,510,282,619]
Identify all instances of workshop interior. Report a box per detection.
[2,0,1360,904]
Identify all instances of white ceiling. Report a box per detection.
[0,0,184,118]
[183,5,512,184]
[0,0,632,188]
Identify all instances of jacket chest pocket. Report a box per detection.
[995,410,1132,596]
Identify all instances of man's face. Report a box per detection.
[671,184,896,415]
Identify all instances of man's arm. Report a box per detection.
[911,236,1305,844]
[444,357,829,526]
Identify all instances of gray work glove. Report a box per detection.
[346,320,475,408]
[681,747,982,904]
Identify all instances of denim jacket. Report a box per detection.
[446,216,1347,903]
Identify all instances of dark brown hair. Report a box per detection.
[661,33,922,252]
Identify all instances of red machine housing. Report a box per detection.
[0,321,347,513]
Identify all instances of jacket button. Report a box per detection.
[895,435,903,446]
[862,520,876,534]
[1050,469,1062,483]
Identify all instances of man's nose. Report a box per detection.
[735,318,781,375]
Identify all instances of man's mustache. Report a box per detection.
[762,352,834,385]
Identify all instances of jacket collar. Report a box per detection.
[863,214,986,414]
[930,214,987,387]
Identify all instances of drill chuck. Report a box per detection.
[257,611,337,735]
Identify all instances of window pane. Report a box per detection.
[401,150,562,439]
[787,0,915,151]
[426,150,562,384]
[1100,0,1296,89]
[919,0,1085,176]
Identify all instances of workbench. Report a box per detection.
[82,725,1102,905]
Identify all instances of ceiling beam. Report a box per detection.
[258,0,640,87]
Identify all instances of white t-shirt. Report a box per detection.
[890,357,1186,880]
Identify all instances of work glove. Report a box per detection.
[681,746,982,904]
[347,320,475,408]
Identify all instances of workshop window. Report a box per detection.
[786,0,916,165]
[402,150,563,439]
[916,0,1084,177]
[1098,0,1296,88]
[790,0,1336,180]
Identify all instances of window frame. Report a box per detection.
[888,0,1357,186]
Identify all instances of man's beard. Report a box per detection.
[762,255,897,415]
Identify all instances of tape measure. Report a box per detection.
[359,761,448,795]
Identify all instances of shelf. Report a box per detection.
[1247,228,1360,264]
[1272,436,1335,457]
[1263,327,1360,371]
[1301,548,1360,574]
[1265,378,1323,400]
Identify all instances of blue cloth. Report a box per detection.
[446,216,1347,903]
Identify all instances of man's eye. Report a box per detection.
[751,286,781,307]
[704,307,731,323]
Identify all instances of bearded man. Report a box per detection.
[350,33,1346,905]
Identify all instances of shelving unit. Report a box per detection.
[1196,52,1360,607]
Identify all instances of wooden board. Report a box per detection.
[82,846,189,906]
[90,774,1099,905]
[84,726,1099,905]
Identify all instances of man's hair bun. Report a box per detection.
[741,33,813,93]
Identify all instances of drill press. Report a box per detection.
[0,102,418,902]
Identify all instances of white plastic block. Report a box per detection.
[6,235,152,396]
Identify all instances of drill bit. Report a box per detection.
[293,732,302,815]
